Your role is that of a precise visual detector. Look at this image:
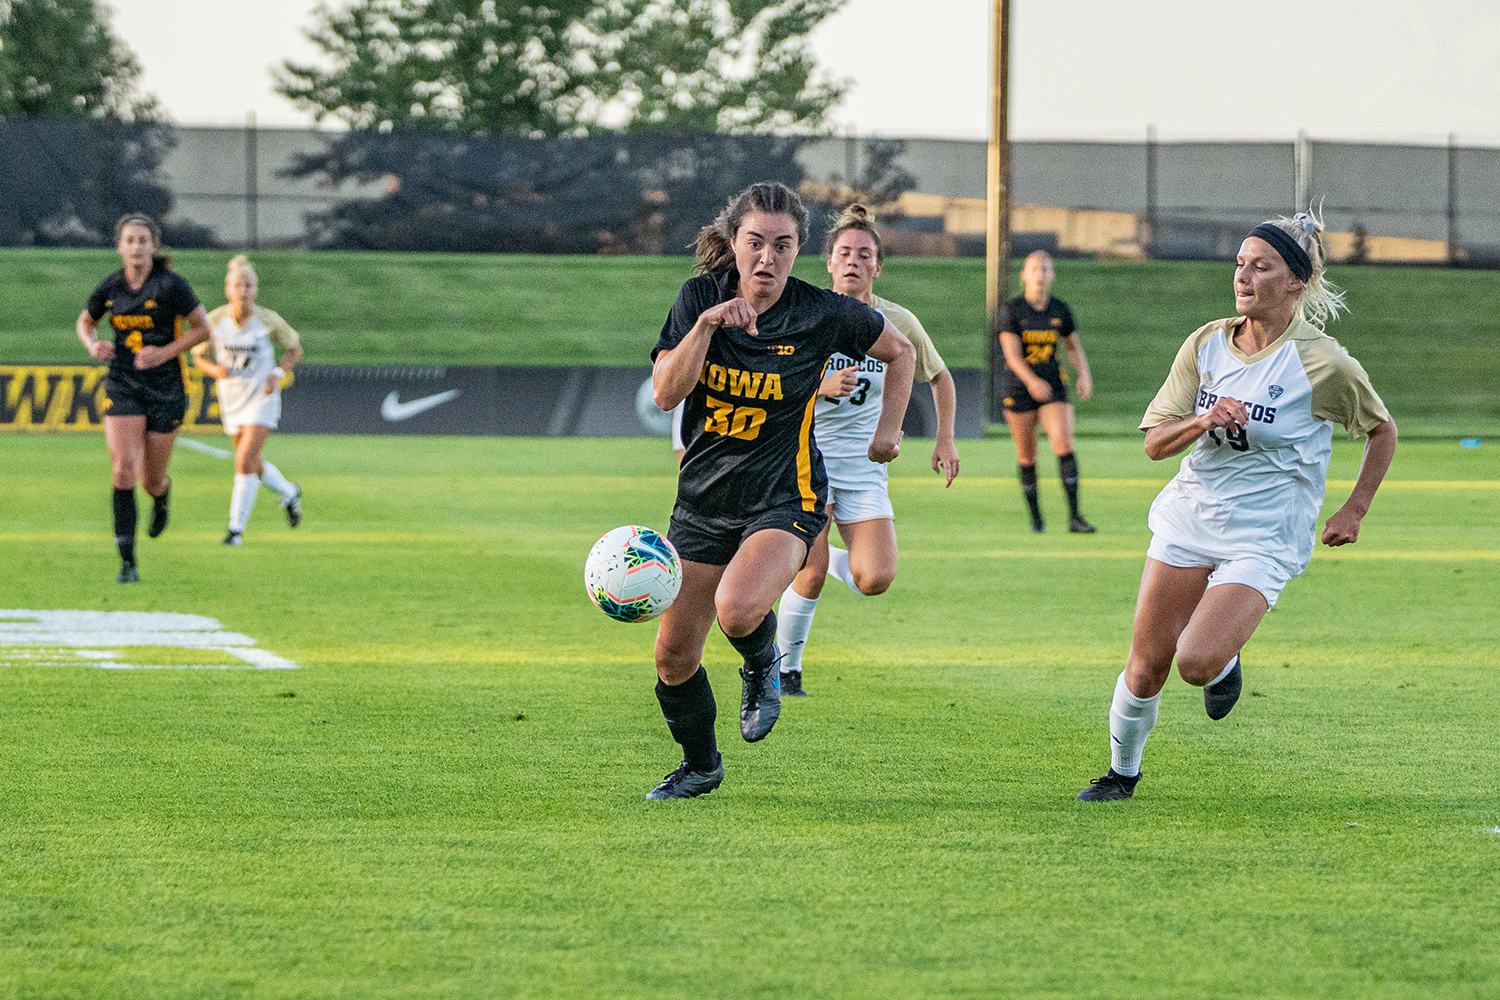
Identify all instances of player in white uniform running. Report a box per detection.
[190,256,304,545]
[774,204,961,696]
[1077,212,1398,802]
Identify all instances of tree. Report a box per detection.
[0,0,159,121]
[276,0,847,136]
[0,1,207,246]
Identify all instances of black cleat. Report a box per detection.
[1030,517,1046,534]
[1204,655,1243,720]
[116,561,139,584]
[1077,769,1140,801]
[739,644,783,742]
[780,669,807,697]
[222,530,243,546]
[147,480,171,537]
[1068,516,1097,534]
[646,755,724,800]
[282,486,302,528]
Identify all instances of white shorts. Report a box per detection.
[1145,535,1296,609]
[219,379,281,435]
[823,454,894,524]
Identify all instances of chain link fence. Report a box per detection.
[3,122,1497,264]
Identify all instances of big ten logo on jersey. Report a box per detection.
[1022,328,1056,365]
[768,344,795,356]
[699,362,783,441]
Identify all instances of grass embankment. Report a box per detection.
[2,249,1496,435]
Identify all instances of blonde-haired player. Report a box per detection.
[1077,211,1398,802]
[773,204,960,696]
[190,255,304,545]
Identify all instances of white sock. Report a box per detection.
[259,461,297,500]
[775,587,820,673]
[1207,655,1239,687]
[229,473,260,532]
[1108,671,1161,778]
[827,546,866,597]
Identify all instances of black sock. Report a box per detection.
[724,610,777,669]
[112,487,137,563]
[150,478,170,507]
[1018,464,1042,524]
[1059,452,1081,519]
[656,666,719,771]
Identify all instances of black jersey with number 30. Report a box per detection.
[86,262,200,394]
[654,273,884,517]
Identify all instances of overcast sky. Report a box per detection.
[110,0,1500,145]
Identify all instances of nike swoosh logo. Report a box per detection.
[381,389,460,422]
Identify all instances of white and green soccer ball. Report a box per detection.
[584,525,682,623]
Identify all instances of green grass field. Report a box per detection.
[3,249,1498,436]
[2,432,1497,997]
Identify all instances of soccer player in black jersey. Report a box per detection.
[998,250,1096,533]
[645,181,916,799]
[75,214,211,582]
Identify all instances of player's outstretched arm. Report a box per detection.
[189,341,229,380]
[928,368,960,486]
[866,320,914,463]
[1064,334,1093,401]
[135,305,212,370]
[653,299,757,410]
[1143,397,1248,460]
[1322,418,1398,546]
[76,309,114,361]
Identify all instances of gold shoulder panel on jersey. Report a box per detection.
[1140,319,1229,429]
[1294,326,1391,438]
[256,306,301,349]
[871,293,945,382]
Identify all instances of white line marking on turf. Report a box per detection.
[175,437,233,459]
[0,610,298,670]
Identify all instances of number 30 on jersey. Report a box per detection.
[703,396,766,441]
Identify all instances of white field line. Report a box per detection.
[175,437,232,459]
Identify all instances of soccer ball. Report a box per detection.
[584,525,682,623]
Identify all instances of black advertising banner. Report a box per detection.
[3,364,984,438]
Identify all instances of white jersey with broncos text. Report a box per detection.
[1140,315,1390,574]
[814,292,947,462]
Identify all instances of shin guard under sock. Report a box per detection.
[656,666,719,770]
[724,610,777,669]
[112,487,137,563]
[1018,464,1043,525]
[1059,452,1081,519]
[1108,671,1161,778]
[775,587,820,672]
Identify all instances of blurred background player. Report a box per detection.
[191,255,304,545]
[646,182,915,799]
[1078,212,1398,802]
[998,250,1096,533]
[774,204,960,696]
[76,214,211,583]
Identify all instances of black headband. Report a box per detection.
[1248,224,1313,281]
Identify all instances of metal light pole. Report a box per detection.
[985,0,1011,422]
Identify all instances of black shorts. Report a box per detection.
[668,502,827,566]
[1001,375,1068,414]
[104,375,187,434]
